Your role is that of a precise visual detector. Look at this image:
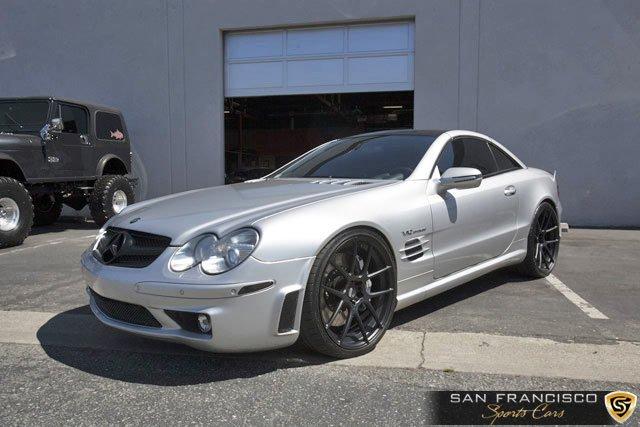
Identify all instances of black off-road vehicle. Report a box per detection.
[0,97,136,248]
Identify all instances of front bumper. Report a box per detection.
[81,249,315,352]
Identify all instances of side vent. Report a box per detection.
[278,291,299,333]
[399,236,430,262]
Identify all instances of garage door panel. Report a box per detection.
[226,31,283,60]
[347,55,410,85]
[287,28,344,56]
[225,21,414,97]
[288,58,343,87]
[347,23,411,52]
[227,62,283,90]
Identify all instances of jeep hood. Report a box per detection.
[0,133,38,146]
[108,178,394,244]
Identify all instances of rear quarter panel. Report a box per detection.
[510,167,562,248]
[91,110,131,176]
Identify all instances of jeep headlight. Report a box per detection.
[169,229,259,274]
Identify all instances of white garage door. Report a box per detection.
[225,21,414,97]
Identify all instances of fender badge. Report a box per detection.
[129,217,141,224]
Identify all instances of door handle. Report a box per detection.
[504,185,516,196]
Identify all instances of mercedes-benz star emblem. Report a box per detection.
[101,232,127,264]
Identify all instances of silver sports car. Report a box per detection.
[82,130,561,358]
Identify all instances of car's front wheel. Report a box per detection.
[300,229,397,358]
[0,177,34,248]
[517,201,560,278]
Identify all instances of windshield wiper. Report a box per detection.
[3,112,21,127]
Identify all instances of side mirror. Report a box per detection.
[39,118,64,142]
[437,167,482,192]
[50,118,64,132]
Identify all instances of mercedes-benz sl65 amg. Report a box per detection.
[82,130,561,358]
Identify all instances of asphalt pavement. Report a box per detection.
[1,219,639,425]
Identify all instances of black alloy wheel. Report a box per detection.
[518,202,560,278]
[300,229,396,358]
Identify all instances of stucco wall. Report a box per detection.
[1,0,639,226]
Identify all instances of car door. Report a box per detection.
[52,102,91,177]
[429,137,519,278]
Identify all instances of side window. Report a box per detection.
[435,138,497,177]
[96,112,126,141]
[59,104,88,134]
[435,143,454,176]
[489,144,521,172]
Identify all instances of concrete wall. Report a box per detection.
[1,0,639,226]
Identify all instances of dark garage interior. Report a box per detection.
[224,91,413,182]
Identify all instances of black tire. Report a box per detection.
[517,202,560,278]
[89,175,135,227]
[33,194,62,226]
[300,228,397,358]
[0,177,34,248]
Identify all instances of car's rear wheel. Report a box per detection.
[517,202,560,278]
[0,177,33,248]
[33,193,62,226]
[300,229,397,358]
[89,175,135,226]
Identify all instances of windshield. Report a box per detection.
[0,101,50,134]
[274,134,437,180]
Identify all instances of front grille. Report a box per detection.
[93,227,171,268]
[90,288,161,328]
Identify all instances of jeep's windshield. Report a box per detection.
[0,101,49,134]
[273,134,437,180]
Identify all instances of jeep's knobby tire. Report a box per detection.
[300,228,397,358]
[517,202,560,278]
[89,175,135,227]
[0,177,33,248]
[33,194,63,226]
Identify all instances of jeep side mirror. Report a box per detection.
[40,118,64,142]
[50,118,64,132]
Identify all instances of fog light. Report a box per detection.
[197,314,211,333]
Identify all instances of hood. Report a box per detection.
[109,178,395,244]
[0,133,38,147]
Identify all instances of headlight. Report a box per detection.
[169,228,259,274]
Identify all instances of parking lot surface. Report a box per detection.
[1,219,639,424]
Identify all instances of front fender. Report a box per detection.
[251,181,429,262]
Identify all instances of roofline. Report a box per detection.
[0,96,122,113]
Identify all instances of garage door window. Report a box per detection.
[225,22,414,97]
[96,112,126,141]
